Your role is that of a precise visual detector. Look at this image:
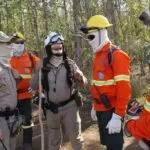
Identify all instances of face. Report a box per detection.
[86,31,100,53]
[51,42,63,56]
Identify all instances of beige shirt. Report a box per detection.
[0,63,17,111]
[30,58,87,104]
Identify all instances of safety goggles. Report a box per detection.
[49,34,64,44]
[80,26,102,34]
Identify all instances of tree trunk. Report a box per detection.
[42,0,48,35]
[103,0,118,44]
[73,0,82,69]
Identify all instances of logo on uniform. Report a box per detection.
[98,72,104,79]
[24,68,29,73]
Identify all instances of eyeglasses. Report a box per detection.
[49,34,64,44]
[80,26,102,34]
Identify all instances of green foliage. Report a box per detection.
[0,0,149,98]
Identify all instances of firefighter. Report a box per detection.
[9,32,40,150]
[124,10,150,150]
[0,31,21,150]
[30,31,87,150]
[124,91,150,149]
[81,15,131,150]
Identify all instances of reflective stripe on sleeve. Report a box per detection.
[114,75,130,82]
[144,100,150,112]
[21,74,31,79]
[91,79,116,86]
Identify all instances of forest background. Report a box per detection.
[0,0,150,100]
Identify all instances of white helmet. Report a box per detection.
[0,31,12,43]
[44,32,64,48]
[0,31,12,66]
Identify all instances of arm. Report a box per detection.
[112,51,131,116]
[71,61,88,87]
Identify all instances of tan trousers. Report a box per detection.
[46,101,84,150]
[0,117,16,150]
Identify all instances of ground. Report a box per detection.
[16,101,141,150]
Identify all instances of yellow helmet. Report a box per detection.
[80,15,112,34]
[11,31,25,43]
[87,15,112,29]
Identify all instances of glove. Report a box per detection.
[28,87,35,94]
[91,107,97,121]
[106,113,122,134]
[0,129,3,140]
[138,140,149,150]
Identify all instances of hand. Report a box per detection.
[106,113,122,134]
[28,87,35,94]
[74,70,88,87]
[74,70,83,81]
[0,129,3,140]
[91,107,97,121]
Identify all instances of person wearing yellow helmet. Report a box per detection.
[9,32,40,150]
[81,15,131,150]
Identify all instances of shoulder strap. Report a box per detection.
[42,57,51,91]
[63,54,74,87]
[42,57,51,103]
[108,46,119,65]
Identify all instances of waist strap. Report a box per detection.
[0,109,18,118]
[46,95,74,108]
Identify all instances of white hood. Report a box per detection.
[87,29,110,53]
[0,44,12,66]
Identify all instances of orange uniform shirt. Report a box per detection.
[91,42,131,116]
[127,110,150,140]
[10,51,39,100]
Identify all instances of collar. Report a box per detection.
[96,41,111,55]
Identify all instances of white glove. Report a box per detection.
[106,113,122,134]
[138,140,149,150]
[0,129,3,140]
[91,107,97,121]
[28,87,35,93]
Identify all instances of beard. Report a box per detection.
[51,49,63,56]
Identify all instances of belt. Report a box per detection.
[57,97,74,107]
[0,109,18,117]
[46,95,75,108]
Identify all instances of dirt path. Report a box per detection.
[61,124,140,150]
[16,101,141,150]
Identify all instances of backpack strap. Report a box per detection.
[42,57,51,92]
[108,45,119,65]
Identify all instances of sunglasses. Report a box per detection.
[80,26,102,34]
[87,35,95,40]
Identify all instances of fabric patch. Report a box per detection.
[98,72,104,79]
[24,68,30,73]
